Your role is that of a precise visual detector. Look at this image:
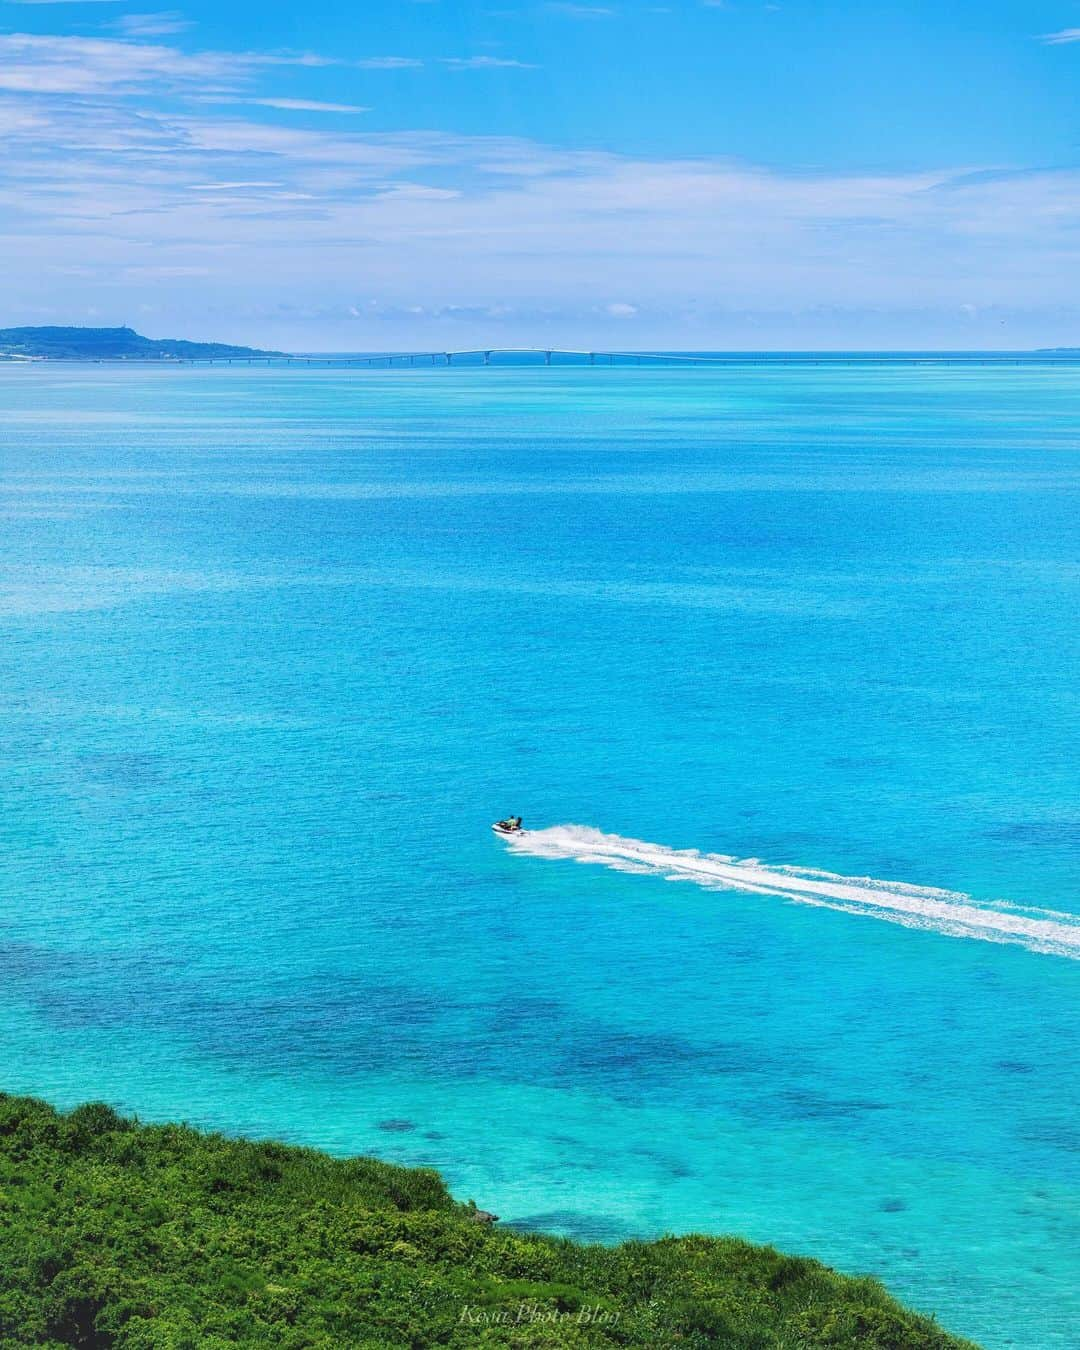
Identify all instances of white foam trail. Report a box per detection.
[503,825,1080,958]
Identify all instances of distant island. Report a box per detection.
[0,325,282,361]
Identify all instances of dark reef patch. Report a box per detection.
[1016,1121,1080,1153]
[994,1060,1035,1075]
[985,819,1080,847]
[773,1089,893,1122]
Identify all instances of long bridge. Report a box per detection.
[190,347,1078,369]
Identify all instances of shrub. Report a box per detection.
[0,1095,979,1349]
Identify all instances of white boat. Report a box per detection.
[492,817,523,835]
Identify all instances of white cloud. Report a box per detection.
[0,29,1076,344]
[1042,28,1080,44]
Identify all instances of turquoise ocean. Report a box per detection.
[0,360,1077,1347]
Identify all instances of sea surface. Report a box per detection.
[1,360,1077,1348]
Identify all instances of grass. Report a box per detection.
[0,1094,978,1348]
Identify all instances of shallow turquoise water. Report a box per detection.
[0,362,1077,1347]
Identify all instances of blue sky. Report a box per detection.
[2,0,1079,348]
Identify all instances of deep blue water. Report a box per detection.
[0,362,1077,1348]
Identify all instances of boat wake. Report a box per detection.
[503,825,1080,958]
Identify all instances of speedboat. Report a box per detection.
[492,816,524,835]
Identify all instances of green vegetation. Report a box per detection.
[0,326,280,360]
[0,1094,976,1349]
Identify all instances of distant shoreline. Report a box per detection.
[4,348,1080,370]
[2,327,1079,366]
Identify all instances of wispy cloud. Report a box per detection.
[0,33,236,93]
[547,3,616,16]
[0,33,335,96]
[356,56,424,69]
[111,12,191,38]
[1042,28,1080,45]
[242,98,370,114]
[441,56,538,69]
[186,181,283,191]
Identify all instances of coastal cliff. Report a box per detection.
[0,1094,976,1348]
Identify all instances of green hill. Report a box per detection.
[0,326,281,360]
[0,1094,976,1349]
